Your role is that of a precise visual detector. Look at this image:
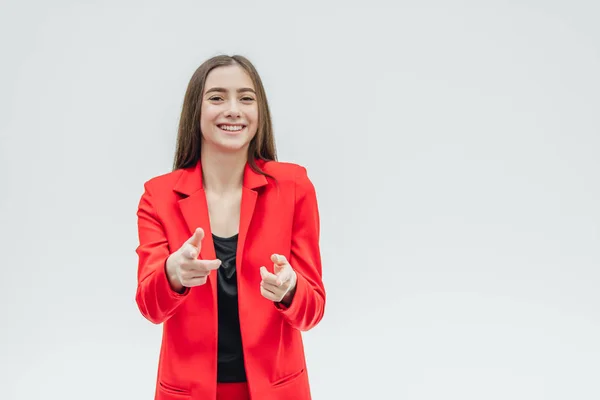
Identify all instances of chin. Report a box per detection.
[202,132,255,154]
[214,140,250,154]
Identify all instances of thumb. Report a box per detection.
[274,263,293,285]
[273,264,284,275]
[273,261,286,275]
[271,253,287,266]
[186,228,205,249]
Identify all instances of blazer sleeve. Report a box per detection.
[275,167,326,331]
[135,182,189,324]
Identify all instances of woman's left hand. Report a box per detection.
[260,254,297,306]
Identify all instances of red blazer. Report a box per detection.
[135,159,326,400]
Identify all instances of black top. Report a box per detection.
[213,233,247,383]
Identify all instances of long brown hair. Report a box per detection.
[172,55,277,179]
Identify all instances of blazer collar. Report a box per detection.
[173,159,268,196]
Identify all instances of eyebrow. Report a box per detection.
[205,87,256,95]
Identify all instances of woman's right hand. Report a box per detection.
[165,227,221,293]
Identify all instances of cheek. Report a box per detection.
[200,107,220,131]
[248,107,259,125]
[201,105,220,121]
[248,109,259,134]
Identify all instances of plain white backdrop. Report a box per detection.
[1,0,599,399]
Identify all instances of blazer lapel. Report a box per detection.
[174,162,215,251]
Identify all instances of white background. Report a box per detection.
[1,1,599,399]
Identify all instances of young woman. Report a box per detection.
[135,55,326,400]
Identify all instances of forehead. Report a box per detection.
[204,64,255,91]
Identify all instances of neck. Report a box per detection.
[200,144,248,193]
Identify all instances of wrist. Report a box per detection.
[279,278,297,307]
[165,258,185,293]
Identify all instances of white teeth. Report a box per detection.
[220,125,243,131]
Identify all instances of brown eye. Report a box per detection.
[209,96,224,101]
[241,97,255,102]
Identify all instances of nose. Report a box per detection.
[225,99,241,119]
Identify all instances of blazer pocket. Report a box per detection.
[158,380,191,398]
[272,368,305,388]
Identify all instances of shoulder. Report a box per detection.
[141,168,186,194]
[260,160,316,195]
[261,160,310,182]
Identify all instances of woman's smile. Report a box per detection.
[218,124,246,135]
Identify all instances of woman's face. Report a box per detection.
[200,64,259,154]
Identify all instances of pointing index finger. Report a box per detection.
[183,259,221,273]
[260,266,279,285]
[198,259,222,272]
